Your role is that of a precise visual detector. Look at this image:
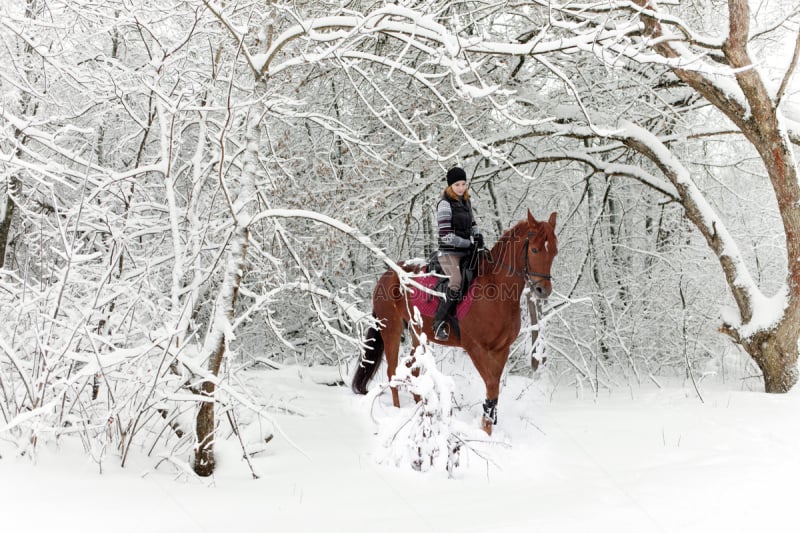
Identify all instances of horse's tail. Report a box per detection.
[351,316,384,395]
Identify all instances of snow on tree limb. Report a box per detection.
[627,0,752,127]
[613,119,774,329]
[249,209,440,298]
[207,3,646,80]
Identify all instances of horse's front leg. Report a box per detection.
[467,345,503,436]
[482,398,498,434]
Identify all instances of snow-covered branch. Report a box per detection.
[615,120,773,329]
[248,209,441,297]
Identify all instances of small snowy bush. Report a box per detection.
[380,333,461,476]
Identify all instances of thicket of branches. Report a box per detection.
[1,0,797,474]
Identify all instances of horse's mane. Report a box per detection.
[484,219,527,271]
[493,219,528,248]
[491,217,558,255]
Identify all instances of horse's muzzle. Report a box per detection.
[531,282,551,299]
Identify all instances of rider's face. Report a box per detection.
[451,180,468,196]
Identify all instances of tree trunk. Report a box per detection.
[741,323,800,393]
[587,177,611,360]
[527,294,546,371]
[194,380,218,476]
[0,179,17,268]
[194,224,249,477]
[193,102,259,476]
[192,7,272,476]
[631,0,800,392]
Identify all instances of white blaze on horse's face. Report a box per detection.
[527,210,558,300]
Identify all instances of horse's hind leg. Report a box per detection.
[388,320,424,406]
[408,331,422,404]
[383,321,404,408]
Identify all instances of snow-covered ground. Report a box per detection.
[1,351,797,533]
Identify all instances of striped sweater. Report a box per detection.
[437,195,479,253]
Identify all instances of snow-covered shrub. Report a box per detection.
[380,333,461,476]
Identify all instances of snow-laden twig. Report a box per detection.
[248,209,442,298]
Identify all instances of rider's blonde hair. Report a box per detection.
[444,185,470,202]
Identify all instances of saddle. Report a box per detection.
[425,247,481,339]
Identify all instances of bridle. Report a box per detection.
[485,230,553,287]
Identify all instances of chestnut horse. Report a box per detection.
[352,210,558,434]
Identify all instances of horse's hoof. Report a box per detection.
[481,416,493,435]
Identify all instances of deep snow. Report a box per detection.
[1,350,797,533]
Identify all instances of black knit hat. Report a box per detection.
[446,166,467,186]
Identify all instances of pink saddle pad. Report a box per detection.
[406,273,476,320]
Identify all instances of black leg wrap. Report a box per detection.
[483,398,498,425]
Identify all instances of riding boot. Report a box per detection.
[433,288,460,341]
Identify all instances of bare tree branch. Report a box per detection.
[776,29,800,107]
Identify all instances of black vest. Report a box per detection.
[439,194,474,251]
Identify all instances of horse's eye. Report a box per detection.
[531,248,538,254]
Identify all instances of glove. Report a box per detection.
[474,233,485,250]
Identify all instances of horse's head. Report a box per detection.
[525,210,558,299]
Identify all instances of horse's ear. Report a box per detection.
[548,212,557,228]
[527,209,537,227]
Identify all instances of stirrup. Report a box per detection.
[434,322,449,341]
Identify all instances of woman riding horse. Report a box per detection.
[433,167,484,341]
[352,208,558,435]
